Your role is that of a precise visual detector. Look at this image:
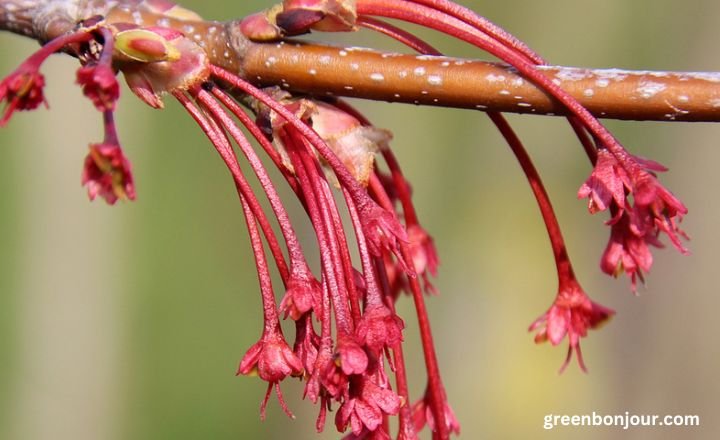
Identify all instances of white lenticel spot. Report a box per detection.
[427,75,443,86]
[486,74,505,82]
[637,81,666,99]
[370,73,385,82]
[595,79,610,88]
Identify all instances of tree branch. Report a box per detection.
[238,42,720,122]
[2,0,720,122]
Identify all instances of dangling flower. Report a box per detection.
[577,148,630,218]
[629,171,689,253]
[356,304,404,354]
[0,67,47,125]
[279,274,322,320]
[600,211,658,292]
[82,142,136,204]
[238,330,303,383]
[336,376,401,436]
[76,63,120,111]
[412,386,461,436]
[579,148,688,290]
[529,279,614,373]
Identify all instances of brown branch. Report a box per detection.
[237,42,720,122]
[2,0,720,122]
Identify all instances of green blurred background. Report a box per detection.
[1,0,718,438]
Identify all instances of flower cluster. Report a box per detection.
[578,148,688,291]
[262,0,688,372]
[0,0,691,438]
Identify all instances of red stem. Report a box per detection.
[487,112,574,279]
[174,90,291,282]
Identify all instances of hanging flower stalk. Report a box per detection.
[0,0,702,438]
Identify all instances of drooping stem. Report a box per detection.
[487,112,574,280]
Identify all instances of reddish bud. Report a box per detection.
[239,11,285,41]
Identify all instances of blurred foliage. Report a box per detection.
[0,0,718,439]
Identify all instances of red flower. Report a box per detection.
[0,67,46,126]
[529,279,614,372]
[336,334,369,375]
[359,202,409,267]
[76,64,120,111]
[279,274,322,320]
[356,304,404,354]
[237,329,303,418]
[407,224,439,294]
[601,212,658,292]
[412,388,460,436]
[336,377,401,436]
[577,148,630,217]
[630,171,689,253]
[238,330,303,382]
[292,314,320,375]
[579,149,688,290]
[81,143,136,204]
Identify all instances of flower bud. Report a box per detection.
[114,29,181,63]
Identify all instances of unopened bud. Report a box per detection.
[114,29,180,63]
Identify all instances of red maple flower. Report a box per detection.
[238,330,303,383]
[76,64,120,111]
[579,148,688,290]
[412,387,461,437]
[81,142,136,204]
[336,377,401,436]
[336,334,370,375]
[629,171,689,252]
[279,274,322,320]
[356,304,404,354]
[238,329,303,419]
[0,68,46,126]
[577,148,630,217]
[529,279,615,373]
[600,212,658,292]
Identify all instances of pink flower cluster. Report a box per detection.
[0,0,692,438]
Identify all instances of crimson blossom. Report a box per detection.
[0,0,690,439]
